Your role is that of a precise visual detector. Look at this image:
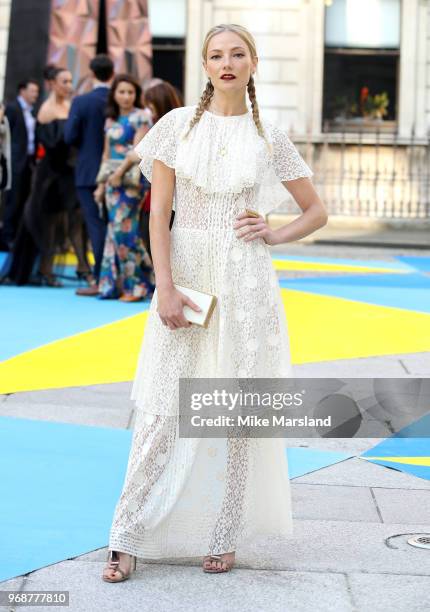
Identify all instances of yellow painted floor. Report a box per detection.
[1,288,429,394]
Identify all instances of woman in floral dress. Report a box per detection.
[94,74,155,302]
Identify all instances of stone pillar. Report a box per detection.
[0,0,11,101]
[185,0,319,136]
[398,0,428,139]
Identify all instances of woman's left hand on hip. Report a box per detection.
[233,211,278,245]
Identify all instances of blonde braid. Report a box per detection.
[247,75,271,152]
[183,79,214,139]
[247,76,263,137]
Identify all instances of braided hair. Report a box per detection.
[183,24,269,149]
[246,74,265,140]
[184,78,214,137]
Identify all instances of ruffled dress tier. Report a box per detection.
[108,106,313,559]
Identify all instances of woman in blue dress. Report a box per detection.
[94,74,155,302]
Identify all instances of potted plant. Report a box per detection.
[350,87,389,121]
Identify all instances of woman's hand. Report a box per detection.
[157,286,201,330]
[126,149,140,164]
[107,168,123,188]
[233,211,279,246]
[93,184,105,205]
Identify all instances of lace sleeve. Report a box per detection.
[134,108,179,182]
[270,125,313,182]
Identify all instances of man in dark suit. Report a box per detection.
[1,79,40,249]
[64,54,114,295]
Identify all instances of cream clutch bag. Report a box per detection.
[154,284,217,328]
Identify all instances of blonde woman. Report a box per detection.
[103,23,327,581]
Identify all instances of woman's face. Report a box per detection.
[203,31,257,94]
[53,71,73,98]
[114,81,137,111]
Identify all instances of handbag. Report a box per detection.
[96,159,141,189]
[154,284,217,328]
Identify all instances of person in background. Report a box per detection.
[0,102,11,183]
[0,68,89,286]
[0,104,12,251]
[93,74,154,302]
[42,64,58,99]
[64,54,114,296]
[143,78,183,121]
[139,79,183,258]
[1,79,40,249]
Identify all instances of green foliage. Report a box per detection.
[330,90,390,120]
[359,91,389,119]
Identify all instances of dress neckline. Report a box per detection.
[38,117,67,124]
[204,109,250,119]
[119,108,138,119]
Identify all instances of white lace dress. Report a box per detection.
[108,105,313,559]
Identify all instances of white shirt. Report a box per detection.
[17,95,36,156]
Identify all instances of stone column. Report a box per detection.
[0,0,11,101]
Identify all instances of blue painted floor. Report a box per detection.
[0,286,149,361]
[396,255,430,272]
[0,414,351,582]
[280,273,430,313]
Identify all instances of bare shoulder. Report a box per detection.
[37,100,56,124]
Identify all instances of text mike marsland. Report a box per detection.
[190,414,333,427]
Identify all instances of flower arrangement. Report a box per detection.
[350,87,390,120]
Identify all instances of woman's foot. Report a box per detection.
[203,551,235,573]
[33,272,63,287]
[76,285,100,296]
[102,550,136,583]
[76,269,96,286]
[119,294,143,303]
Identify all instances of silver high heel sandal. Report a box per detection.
[102,550,137,582]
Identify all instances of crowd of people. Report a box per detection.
[0,54,182,302]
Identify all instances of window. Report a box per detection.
[322,0,401,132]
[148,0,186,95]
[151,37,185,95]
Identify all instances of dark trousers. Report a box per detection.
[1,220,39,284]
[76,186,107,282]
[2,157,34,245]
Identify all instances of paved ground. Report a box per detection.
[0,239,429,612]
[269,214,430,249]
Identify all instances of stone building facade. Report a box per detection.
[0,0,428,217]
[185,0,430,218]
